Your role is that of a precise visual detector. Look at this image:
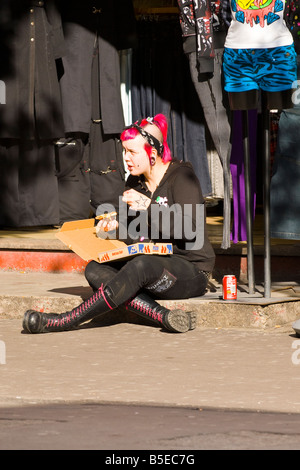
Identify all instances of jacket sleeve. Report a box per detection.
[177,0,215,74]
[46,0,66,59]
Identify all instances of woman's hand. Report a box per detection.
[122,189,151,211]
[95,217,118,238]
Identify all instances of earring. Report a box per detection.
[150,156,156,166]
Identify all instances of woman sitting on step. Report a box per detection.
[22,114,215,334]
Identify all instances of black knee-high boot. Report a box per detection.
[22,285,116,334]
[125,292,197,333]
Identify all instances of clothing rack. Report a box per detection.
[134,7,179,15]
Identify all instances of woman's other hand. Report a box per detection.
[122,189,151,211]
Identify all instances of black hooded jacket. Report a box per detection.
[125,159,215,273]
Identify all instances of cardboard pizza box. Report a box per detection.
[56,218,173,263]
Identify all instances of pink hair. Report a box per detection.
[120,113,172,164]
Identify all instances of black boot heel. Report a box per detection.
[163,310,197,333]
[125,293,196,333]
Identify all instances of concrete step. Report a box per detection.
[0,236,86,273]
[1,225,300,330]
[1,271,300,330]
[1,235,300,283]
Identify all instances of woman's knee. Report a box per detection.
[128,255,159,273]
[85,261,119,290]
[125,255,164,285]
[84,261,101,287]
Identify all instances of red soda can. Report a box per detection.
[222,275,237,300]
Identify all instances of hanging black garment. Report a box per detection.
[54,135,91,223]
[0,0,65,140]
[57,0,137,217]
[270,109,300,240]
[131,18,212,197]
[0,0,65,227]
[0,138,60,227]
[285,0,300,55]
[177,0,233,249]
[88,40,126,213]
[58,0,137,134]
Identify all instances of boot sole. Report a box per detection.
[22,310,43,334]
[22,310,62,334]
[165,310,197,333]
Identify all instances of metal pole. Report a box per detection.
[242,110,255,294]
[263,109,271,298]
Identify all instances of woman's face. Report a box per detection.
[122,135,151,176]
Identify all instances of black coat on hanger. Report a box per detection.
[58,0,137,135]
[0,0,65,139]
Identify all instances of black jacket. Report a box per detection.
[125,159,216,273]
[0,0,65,139]
[177,0,227,75]
[58,0,137,135]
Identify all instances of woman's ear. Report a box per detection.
[150,148,157,166]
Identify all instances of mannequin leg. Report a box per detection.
[262,104,271,298]
[229,91,258,294]
[265,89,293,110]
[242,110,255,294]
[262,90,293,298]
[229,90,259,111]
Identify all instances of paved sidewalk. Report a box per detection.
[1,270,300,328]
[1,269,300,416]
[0,319,300,414]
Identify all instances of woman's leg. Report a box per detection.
[108,255,208,332]
[85,256,207,331]
[105,254,209,305]
[22,255,208,334]
[83,254,208,301]
[84,260,124,291]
